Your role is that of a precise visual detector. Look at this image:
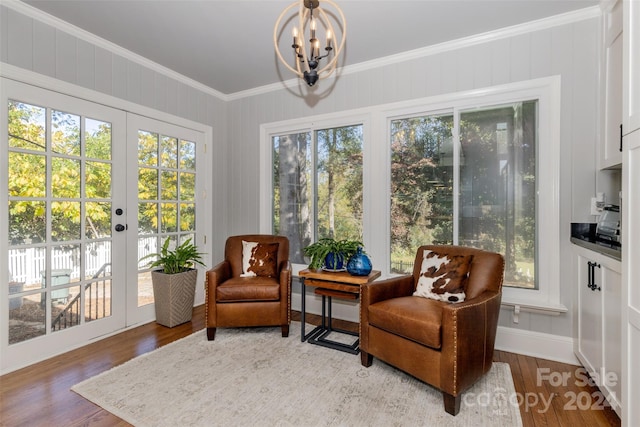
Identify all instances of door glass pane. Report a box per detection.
[160,203,178,233]
[138,168,158,200]
[138,131,158,166]
[180,172,195,201]
[459,101,537,289]
[8,152,46,197]
[52,157,80,198]
[390,114,454,274]
[85,202,111,240]
[160,171,177,200]
[180,140,196,170]
[51,201,81,241]
[160,135,178,168]
[8,100,46,151]
[180,203,195,232]
[51,284,80,333]
[51,110,80,156]
[9,293,45,344]
[84,279,112,323]
[85,118,111,160]
[86,161,111,199]
[85,241,111,280]
[9,201,46,244]
[138,203,158,234]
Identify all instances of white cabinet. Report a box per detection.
[622,0,640,133]
[622,1,640,425]
[574,245,622,415]
[600,0,624,169]
[622,127,640,426]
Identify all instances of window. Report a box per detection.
[262,77,562,310]
[272,124,363,264]
[390,102,537,289]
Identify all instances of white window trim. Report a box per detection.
[259,76,565,313]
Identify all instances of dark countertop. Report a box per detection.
[570,222,621,261]
[570,237,621,261]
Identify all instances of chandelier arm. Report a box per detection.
[316,0,346,78]
[315,8,337,78]
[298,5,311,74]
[273,1,304,78]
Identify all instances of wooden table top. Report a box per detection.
[299,269,381,285]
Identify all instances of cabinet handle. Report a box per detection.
[587,261,602,291]
[620,124,623,152]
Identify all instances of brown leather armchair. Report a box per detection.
[205,235,291,340]
[360,245,504,416]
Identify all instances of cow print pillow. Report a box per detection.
[240,241,279,277]
[413,250,473,303]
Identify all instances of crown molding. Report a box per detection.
[227,5,601,101]
[2,0,230,102]
[5,0,600,102]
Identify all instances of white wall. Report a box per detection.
[225,14,600,357]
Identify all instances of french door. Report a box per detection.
[1,79,206,373]
[125,114,205,326]
[1,79,127,372]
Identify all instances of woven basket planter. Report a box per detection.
[151,269,197,328]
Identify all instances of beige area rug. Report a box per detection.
[72,323,522,427]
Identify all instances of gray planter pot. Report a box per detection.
[151,269,197,328]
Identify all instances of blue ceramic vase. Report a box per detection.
[346,247,372,276]
[324,252,346,271]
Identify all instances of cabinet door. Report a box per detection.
[602,262,622,410]
[601,0,623,168]
[623,122,640,425]
[623,0,640,133]
[577,254,603,372]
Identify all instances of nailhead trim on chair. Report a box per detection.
[204,271,209,325]
[452,310,458,395]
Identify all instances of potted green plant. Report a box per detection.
[140,238,205,327]
[303,238,363,271]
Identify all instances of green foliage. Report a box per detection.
[140,238,205,274]
[303,238,364,270]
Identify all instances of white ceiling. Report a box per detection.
[22,0,598,95]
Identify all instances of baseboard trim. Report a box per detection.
[293,290,580,366]
[495,326,579,366]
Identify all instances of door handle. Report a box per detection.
[115,224,127,232]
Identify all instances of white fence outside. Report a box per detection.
[8,237,159,286]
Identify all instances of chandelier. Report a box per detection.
[273,0,346,87]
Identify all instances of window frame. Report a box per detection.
[260,77,565,312]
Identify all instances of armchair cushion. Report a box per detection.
[240,240,279,277]
[368,296,443,349]
[413,250,472,303]
[216,276,281,302]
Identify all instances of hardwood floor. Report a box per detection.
[0,305,620,427]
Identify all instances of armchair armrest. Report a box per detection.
[205,260,231,329]
[360,275,415,355]
[279,260,292,324]
[360,275,415,307]
[440,290,502,395]
[206,260,232,288]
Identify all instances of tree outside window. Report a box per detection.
[272,125,363,265]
